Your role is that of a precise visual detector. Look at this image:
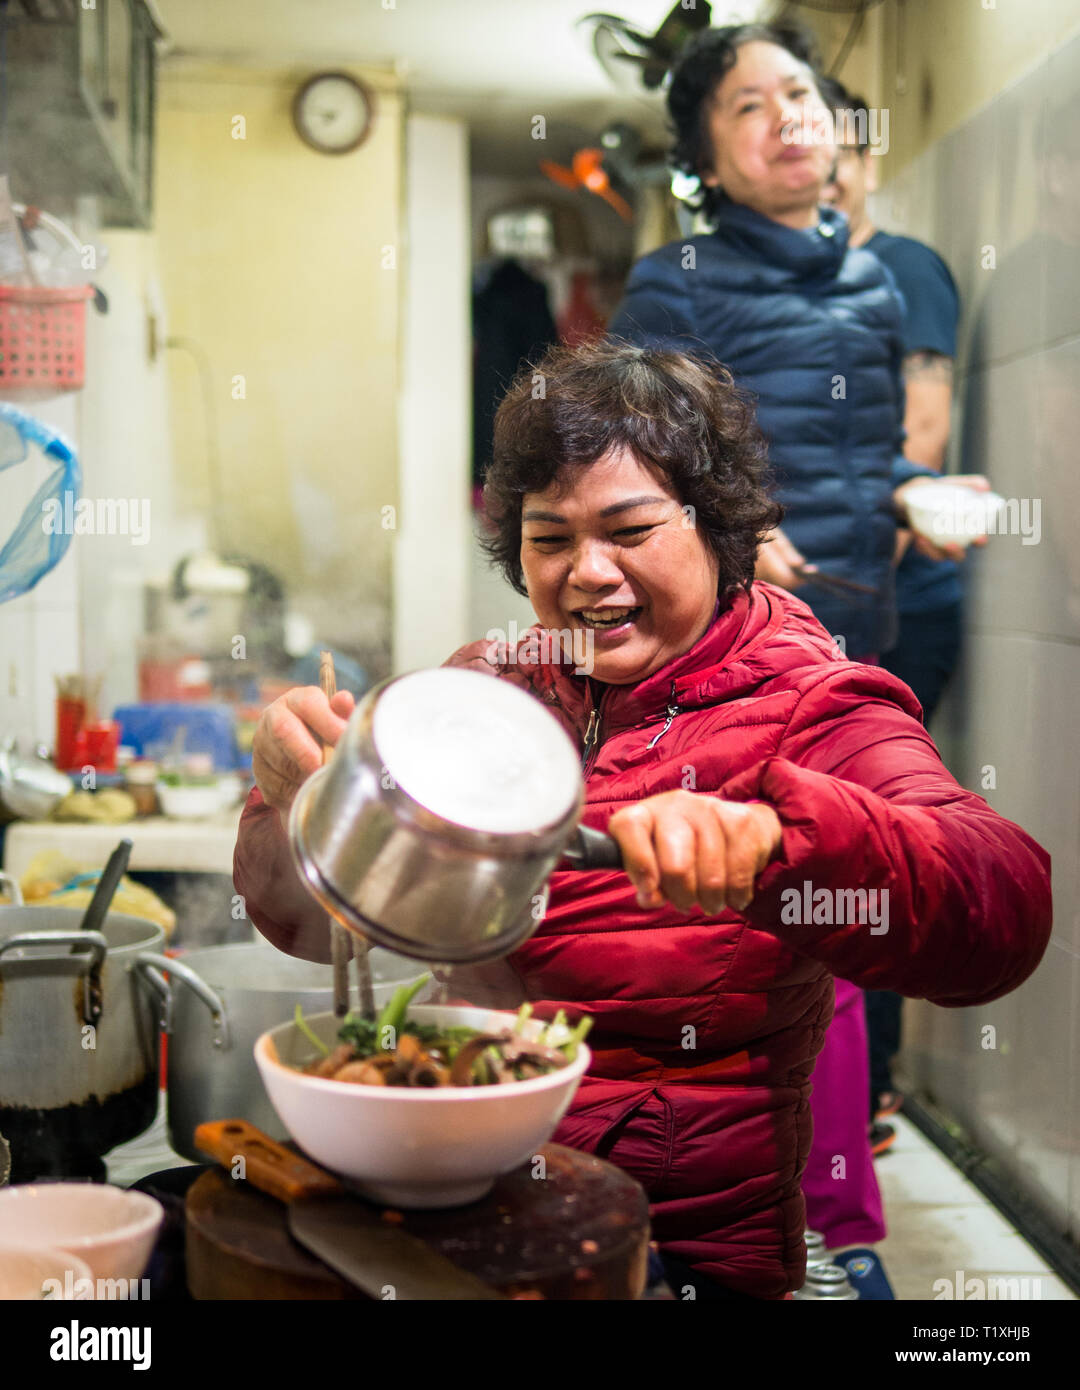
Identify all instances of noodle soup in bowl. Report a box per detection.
[255,1005,591,1209]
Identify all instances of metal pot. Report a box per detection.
[0,738,72,821]
[131,941,430,1161]
[289,666,621,964]
[0,874,164,1182]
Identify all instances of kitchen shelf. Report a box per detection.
[6,0,162,227]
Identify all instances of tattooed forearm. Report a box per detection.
[902,351,954,384]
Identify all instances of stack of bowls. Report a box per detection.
[0,1184,163,1300]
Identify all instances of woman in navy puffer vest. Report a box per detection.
[609,22,947,660]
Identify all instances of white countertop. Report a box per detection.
[2,808,244,880]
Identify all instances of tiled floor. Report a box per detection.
[872,1114,1076,1301]
[105,1099,1078,1301]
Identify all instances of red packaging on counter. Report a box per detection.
[83,720,120,774]
[55,696,86,771]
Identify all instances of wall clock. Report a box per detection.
[293,72,374,155]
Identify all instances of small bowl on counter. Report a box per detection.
[0,1184,163,1284]
[0,1245,95,1300]
[155,773,244,820]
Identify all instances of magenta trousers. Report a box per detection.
[802,977,887,1248]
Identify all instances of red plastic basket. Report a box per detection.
[0,283,93,394]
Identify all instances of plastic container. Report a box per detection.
[0,284,93,395]
[0,205,96,398]
[113,703,240,771]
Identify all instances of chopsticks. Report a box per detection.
[793,565,880,598]
[319,652,376,1022]
[54,673,104,715]
[319,653,349,1018]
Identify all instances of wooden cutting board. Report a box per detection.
[186,1143,649,1300]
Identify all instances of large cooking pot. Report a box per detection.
[0,875,164,1183]
[131,941,430,1161]
[289,666,622,964]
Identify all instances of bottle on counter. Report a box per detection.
[123,760,159,817]
[803,1229,830,1268]
[793,1262,861,1301]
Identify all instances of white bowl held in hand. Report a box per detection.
[0,1245,94,1300]
[903,482,1007,548]
[255,1005,591,1208]
[0,1185,163,1285]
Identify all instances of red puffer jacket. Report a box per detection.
[233,584,1051,1298]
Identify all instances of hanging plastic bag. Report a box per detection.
[0,402,81,604]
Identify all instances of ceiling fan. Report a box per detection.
[539,147,634,221]
[578,0,713,93]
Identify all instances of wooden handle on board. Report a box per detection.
[194,1119,343,1204]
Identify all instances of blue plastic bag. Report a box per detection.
[0,402,81,604]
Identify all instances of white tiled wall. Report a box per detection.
[875,29,1080,1245]
[0,225,206,757]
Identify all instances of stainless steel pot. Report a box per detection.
[131,941,430,1161]
[0,738,72,821]
[289,666,621,964]
[0,874,164,1182]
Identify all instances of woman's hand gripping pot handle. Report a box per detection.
[607,791,783,915]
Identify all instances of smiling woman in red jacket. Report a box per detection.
[234,341,1051,1300]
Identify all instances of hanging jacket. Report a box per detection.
[233,584,1052,1297]
[609,198,935,657]
[473,258,559,489]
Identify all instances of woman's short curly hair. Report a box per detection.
[480,340,782,606]
[668,21,823,223]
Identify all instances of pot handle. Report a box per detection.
[562,824,623,870]
[133,960,173,1032]
[0,929,107,1025]
[0,872,24,907]
[131,952,231,1050]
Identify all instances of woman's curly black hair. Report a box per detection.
[668,21,824,223]
[480,340,782,606]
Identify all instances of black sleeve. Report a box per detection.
[873,238,960,359]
